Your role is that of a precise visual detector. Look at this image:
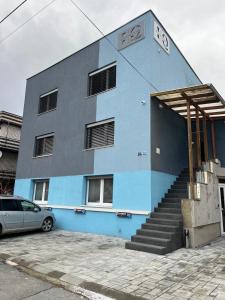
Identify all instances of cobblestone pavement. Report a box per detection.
[1,230,225,300]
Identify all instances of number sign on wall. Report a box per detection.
[154,21,170,54]
[118,21,145,50]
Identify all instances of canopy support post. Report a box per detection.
[196,109,201,169]
[203,116,209,162]
[187,99,194,199]
[211,120,216,160]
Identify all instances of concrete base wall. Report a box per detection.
[182,163,222,248]
[188,223,221,248]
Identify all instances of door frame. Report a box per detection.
[218,184,225,235]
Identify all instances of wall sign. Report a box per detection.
[118,21,145,50]
[154,21,170,54]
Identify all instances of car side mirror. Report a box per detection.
[34,207,39,213]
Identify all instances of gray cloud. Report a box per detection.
[0,0,225,115]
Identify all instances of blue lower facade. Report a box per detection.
[14,170,177,239]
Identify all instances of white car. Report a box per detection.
[0,195,55,235]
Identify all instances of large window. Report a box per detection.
[38,89,58,114]
[34,134,54,157]
[33,180,49,203]
[86,177,113,206]
[88,63,116,96]
[86,119,114,149]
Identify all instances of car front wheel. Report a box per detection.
[41,218,53,232]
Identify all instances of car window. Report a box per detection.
[1,199,21,211]
[20,200,40,212]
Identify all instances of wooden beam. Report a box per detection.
[211,121,216,160]
[151,84,210,98]
[187,100,194,199]
[169,99,219,108]
[203,115,209,161]
[196,109,201,168]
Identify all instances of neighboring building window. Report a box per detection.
[86,176,113,206]
[38,89,58,114]
[86,119,114,149]
[34,134,54,157]
[89,63,116,96]
[33,180,49,203]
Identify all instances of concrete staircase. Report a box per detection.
[125,169,189,255]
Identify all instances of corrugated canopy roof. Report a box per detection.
[151,84,225,120]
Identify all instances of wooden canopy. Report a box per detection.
[151,84,225,199]
[151,84,225,120]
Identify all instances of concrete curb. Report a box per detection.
[0,253,145,300]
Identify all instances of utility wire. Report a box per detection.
[69,0,159,92]
[0,0,57,46]
[0,0,29,24]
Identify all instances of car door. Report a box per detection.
[1,199,24,232]
[20,200,43,229]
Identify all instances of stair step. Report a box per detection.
[151,212,183,220]
[158,202,181,209]
[165,192,187,198]
[176,178,189,183]
[137,229,176,239]
[125,241,168,255]
[131,235,171,247]
[155,207,181,214]
[171,184,187,190]
[142,223,180,232]
[162,198,181,204]
[147,218,182,226]
[168,188,187,194]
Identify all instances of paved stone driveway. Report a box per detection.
[1,230,225,299]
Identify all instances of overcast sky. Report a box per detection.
[0,0,225,116]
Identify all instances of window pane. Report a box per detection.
[86,121,114,149]
[21,201,36,212]
[34,182,44,201]
[88,179,100,203]
[39,91,57,114]
[44,181,49,201]
[2,199,20,211]
[39,97,48,114]
[108,66,116,89]
[89,70,107,95]
[103,178,113,203]
[43,136,54,155]
[35,138,44,156]
[49,92,57,110]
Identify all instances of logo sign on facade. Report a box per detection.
[118,21,145,50]
[154,21,170,54]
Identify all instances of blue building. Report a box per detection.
[15,10,225,254]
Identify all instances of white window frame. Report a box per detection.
[38,89,58,115]
[86,177,113,207]
[33,179,49,204]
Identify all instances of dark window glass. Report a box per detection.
[88,179,101,203]
[21,200,40,212]
[39,91,57,114]
[89,65,116,96]
[103,178,113,203]
[34,135,54,157]
[1,199,21,211]
[86,121,114,149]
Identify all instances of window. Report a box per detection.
[33,180,49,203]
[1,199,21,211]
[38,90,58,114]
[20,200,40,212]
[86,177,113,206]
[89,63,116,96]
[34,134,54,157]
[86,119,114,149]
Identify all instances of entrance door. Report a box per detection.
[219,185,225,234]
